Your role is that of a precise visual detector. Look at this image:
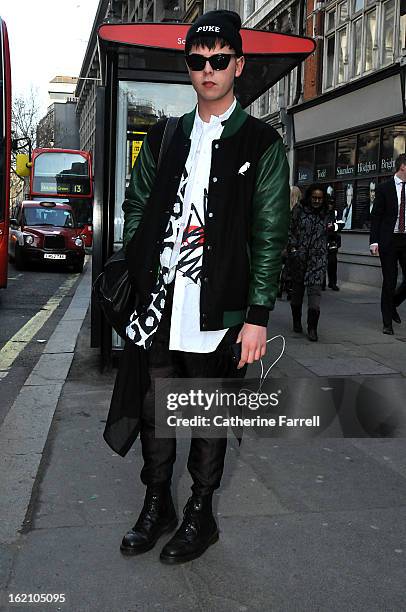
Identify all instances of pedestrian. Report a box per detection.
[324,197,342,291]
[370,153,406,335]
[114,10,290,564]
[277,186,302,299]
[290,185,302,211]
[287,183,329,341]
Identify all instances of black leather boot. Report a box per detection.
[120,485,178,555]
[307,308,320,342]
[291,304,303,333]
[159,494,219,564]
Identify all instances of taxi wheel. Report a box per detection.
[15,246,25,271]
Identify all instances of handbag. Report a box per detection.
[92,116,179,339]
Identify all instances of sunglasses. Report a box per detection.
[185,53,237,71]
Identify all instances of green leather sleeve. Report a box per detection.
[248,137,290,310]
[122,136,156,248]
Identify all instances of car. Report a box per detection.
[8,201,85,273]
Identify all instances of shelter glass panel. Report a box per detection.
[114,80,196,244]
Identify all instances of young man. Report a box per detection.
[370,154,406,334]
[119,10,290,564]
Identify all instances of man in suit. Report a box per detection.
[370,154,406,334]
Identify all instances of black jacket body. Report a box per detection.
[370,178,399,251]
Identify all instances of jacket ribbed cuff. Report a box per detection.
[245,305,270,327]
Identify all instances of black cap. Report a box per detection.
[186,10,243,57]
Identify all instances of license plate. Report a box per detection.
[44,253,66,260]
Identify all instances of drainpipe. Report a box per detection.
[293,0,306,106]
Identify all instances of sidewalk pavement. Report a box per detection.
[1,273,406,611]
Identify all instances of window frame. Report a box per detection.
[323,0,401,92]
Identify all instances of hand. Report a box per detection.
[236,323,267,369]
[370,244,379,256]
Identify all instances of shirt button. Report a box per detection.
[208,212,214,218]
[214,144,219,149]
[207,245,212,251]
[202,322,207,329]
[212,177,217,183]
[203,277,208,283]
[202,313,207,319]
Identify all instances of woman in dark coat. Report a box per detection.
[287,183,329,341]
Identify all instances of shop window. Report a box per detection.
[381,125,406,173]
[296,146,314,184]
[354,178,376,229]
[357,130,379,175]
[337,136,356,177]
[315,141,336,180]
[334,181,355,229]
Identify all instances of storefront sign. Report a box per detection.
[358,161,377,174]
[337,165,355,176]
[298,169,312,182]
[380,157,395,172]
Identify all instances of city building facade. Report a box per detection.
[76,0,186,158]
[246,0,405,284]
[37,76,80,149]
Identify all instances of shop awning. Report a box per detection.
[98,23,315,108]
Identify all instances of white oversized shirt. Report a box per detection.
[169,100,237,352]
[126,99,236,352]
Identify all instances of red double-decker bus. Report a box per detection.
[29,148,94,246]
[0,16,11,288]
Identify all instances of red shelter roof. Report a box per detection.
[98,23,315,108]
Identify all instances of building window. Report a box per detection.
[243,0,255,20]
[364,9,377,72]
[326,35,336,88]
[337,27,349,82]
[382,0,395,65]
[323,0,402,90]
[353,0,363,13]
[399,0,406,51]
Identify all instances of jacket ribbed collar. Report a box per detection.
[182,100,248,140]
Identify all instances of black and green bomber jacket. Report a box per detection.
[123,101,290,330]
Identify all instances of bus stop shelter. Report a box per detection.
[91,23,315,364]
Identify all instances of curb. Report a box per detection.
[0,262,91,544]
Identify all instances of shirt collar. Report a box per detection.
[394,174,404,185]
[195,98,237,130]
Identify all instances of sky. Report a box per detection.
[1,0,100,115]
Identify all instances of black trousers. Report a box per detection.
[379,234,406,326]
[140,282,247,496]
[327,250,338,286]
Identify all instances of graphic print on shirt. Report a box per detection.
[177,189,207,284]
[126,166,190,349]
